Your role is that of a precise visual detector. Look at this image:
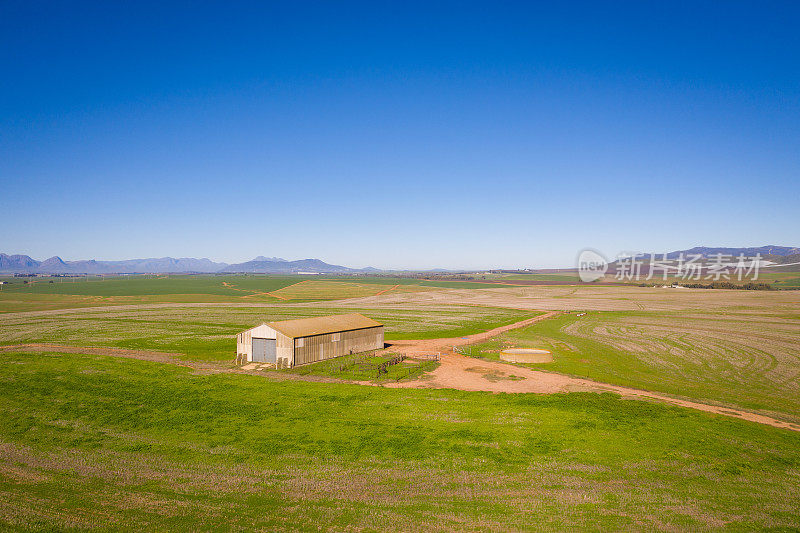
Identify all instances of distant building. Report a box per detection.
[236,313,384,367]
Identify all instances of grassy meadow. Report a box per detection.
[467,311,800,422]
[1,350,799,531]
[755,271,800,287]
[493,273,582,282]
[0,303,536,361]
[1,274,800,530]
[0,274,524,313]
[598,270,800,289]
[0,274,302,296]
[287,351,440,382]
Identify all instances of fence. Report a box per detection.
[376,354,406,377]
[396,359,439,381]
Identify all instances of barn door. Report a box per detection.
[252,338,276,363]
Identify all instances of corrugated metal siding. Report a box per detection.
[237,324,278,362]
[293,326,384,366]
[252,337,277,363]
[276,332,293,366]
[269,313,382,338]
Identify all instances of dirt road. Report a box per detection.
[384,352,800,431]
[386,311,562,356]
[379,312,800,432]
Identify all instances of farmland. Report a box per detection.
[601,270,800,289]
[1,350,800,531]
[0,275,519,313]
[268,279,438,300]
[467,310,800,423]
[6,2,798,530]
[0,303,537,361]
[1,275,800,530]
[287,351,440,382]
[334,282,800,312]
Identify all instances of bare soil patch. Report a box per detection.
[500,348,553,363]
[385,311,562,356]
[384,353,800,431]
[329,284,800,312]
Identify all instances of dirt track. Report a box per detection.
[380,313,800,432]
[386,311,562,356]
[385,353,800,431]
[2,311,799,432]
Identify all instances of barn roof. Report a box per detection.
[267,313,382,338]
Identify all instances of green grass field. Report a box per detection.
[287,351,440,382]
[759,271,800,287]
[0,274,302,296]
[1,350,799,531]
[496,273,582,282]
[2,275,800,530]
[0,274,522,313]
[0,274,521,297]
[0,304,536,361]
[602,270,800,289]
[467,311,800,422]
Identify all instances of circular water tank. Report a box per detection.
[500,348,553,363]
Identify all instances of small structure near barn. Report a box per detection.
[236,313,384,367]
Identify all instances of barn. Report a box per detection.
[236,313,384,367]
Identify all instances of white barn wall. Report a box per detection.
[237,324,279,362]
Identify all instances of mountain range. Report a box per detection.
[607,245,800,273]
[2,245,798,274]
[0,254,377,274]
[219,258,381,274]
[660,246,800,260]
[612,246,800,264]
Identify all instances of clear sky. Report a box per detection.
[2,2,798,269]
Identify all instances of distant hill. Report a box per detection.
[0,254,228,274]
[663,246,800,260]
[609,245,800,263]
[606,245,800,274]
[0,253,376,274]
[221,258,363,274]
[0,254,39,272]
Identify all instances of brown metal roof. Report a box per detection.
[267,313,382,338]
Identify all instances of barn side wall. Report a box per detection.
[292,326,384,366]
[276,332,294,367]
[236,331,251,361]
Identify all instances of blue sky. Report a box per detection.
[1,1,798,269]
